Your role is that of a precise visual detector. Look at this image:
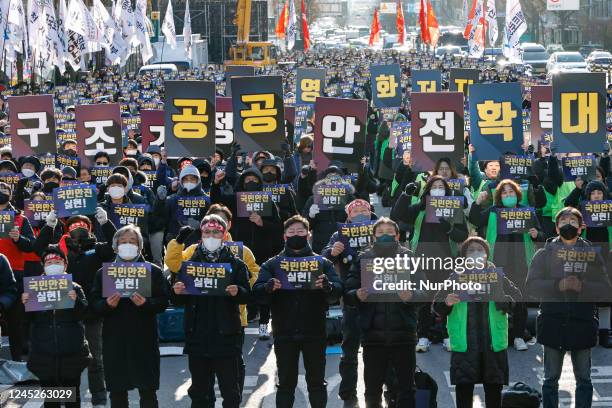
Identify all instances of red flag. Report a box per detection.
[426,0,440,47]
[463,0,479,39]
[419,0,430,44]
[301,0,310,50]
[275,0,289,39]
[369,8,380,46]
[396,0,405,45]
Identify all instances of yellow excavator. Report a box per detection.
[226,0,276,65]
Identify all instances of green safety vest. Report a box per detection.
[446,301,508,352]
[485,211,536,267]
[410,210,458,256]
[548,181,575,220]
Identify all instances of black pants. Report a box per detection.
[455,383,502,408]
[339,306,360,399]
[275,340,327,408]
[188,354,240,408]
[40,378,81,408]
[6,276,25,361]
[109,389,158,408]
[363,345,416,408]
[208,330,246,407]
[511,302,528,340]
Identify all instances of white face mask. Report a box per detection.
[117,243,139,260]
[153,157,160,167]
[126,149,137,156]
[183,182,196,192]
[44,264,65,275]
[108,186,125,199]
[22,168,35,178]
[202,237,222,252]
[466,251,487,264]
[430,188,446,197]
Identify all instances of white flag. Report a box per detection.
[92,0,126,65]
[0,0,10,54]
[183,0,192,59]
[162,0,176,49]
[67,0,98,52]
[485,0,498,46]
[57,0,69,61]
[6,0,27,62]
[28,0,66,75]
[287,0,296,50]
[115,0,137,46]
[467,0,484,58]
[134,0,153,63]
[503,0,527,59]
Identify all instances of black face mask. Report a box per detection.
[70,229,90,241]
[559,224,579,240]
[43,182,59,193]
[0,192,9,205]
[63,149,77,157]
[286,235,308,250]
[244,181,260,192]
[262,172,277,183]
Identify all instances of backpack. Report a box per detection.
[414,366,438,408]
[502,382,542,408]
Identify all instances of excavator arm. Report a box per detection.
[227,0,275,65]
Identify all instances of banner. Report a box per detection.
[272,256,324,290]
[313,97,368,176]
[548,242,600,278]
[140,110,164,152]
[225,65,255,97]
[360,255,412,301]
[0,211,15,238]
[394,122,412,160]
[499,155,534,179]
[562,155,596,181]
[178,261,232,295]
[76,103,122,168]
[24,275,74,312]
[337,220,375,258]
[411,69,442,93]
[495,207,537,234]
[313,182,351,210]
[176,196,210,223]
[56,153,80,170]
[109,203,147,228]
[262,184,290,204]
[370,64,402,108]
[469,83,523,160]
[296,68,325,105]
[52,184,97,218]
[236,191,274,217]
[0,172,22,188]
[411,92,464,171]
[530,86,553,145]
[102,262,151,297]
[552,73,606,153]
[23,200,54,228]
[447,178,465,195]
[425,196,464,224]
[8,95,56,157]
[215,97,234,156]
[164,81,216,158]
[582,200,612,228]
[90,167,114,185]
[449,68,480,97]
[455,267,504,301]
[547,0,580,10]
[224,241,244,259]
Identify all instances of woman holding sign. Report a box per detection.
[90,225,169,408]
[23,247,90,407]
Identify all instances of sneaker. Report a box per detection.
[514,338,528,351]
[416,337,431,352]
[259,324,270,340]
[442,338,451,351]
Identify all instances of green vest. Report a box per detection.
[485,211,536,267]
[410,211,458,256]
[545,181,575,220]
[447,302,509,352]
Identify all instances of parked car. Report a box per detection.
[435,45,464,59]
[547,51,588,73]
[586,51,612,69]
[520,43,549,74]
[546,44,564,54]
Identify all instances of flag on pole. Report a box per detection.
[275,0,288,39]
[183,0,192,59]
[396,0,405,45]
[503,0,527,60]
[301,0,310,50]
[162,0,177,49]
[92,0,126,65]
[56,0,69,61]
[0,0,9,56]
[485,0,498,46]
[6,0,27,62]
[134,0,153,63]
[419,0,430,44]
[66,0,96,70]
[426,0,439,48]
[369,8,380,46]
[287,0,296,50]
[466,0,485,57]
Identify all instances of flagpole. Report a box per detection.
[482,0,486,63]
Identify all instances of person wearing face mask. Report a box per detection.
[344,217,426,408]
[117,158,155,207]
[123,139,141,159]
[321,198,376,402]
[467,144,501,204]
[291,135,314,190]
[470,179,543,351]
[0,181,36,361]
[35,214,116,407]
[23,248,90,408]
[39,168,62,197]
[254,215,343,408]
[526,207,611,408]
[193,158,213,191]
[170,215,250,408]
[61,166,78,182]
[259,159,298,221]
[61,140,78,157]
[393,175,469,352]
[13,155,42,209]
[433,237,521,408]
[432,158,474,213]
[90,225,169,408]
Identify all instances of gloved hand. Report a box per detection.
[45,210,58,228]
[309,204,320,219]
[527,144,535,155]
[280,141,292,156]
[176,226,195,244]
[157,185,167,200]
[318,274,332,293]
[95,207,108,225]
[404,182,418,196]
[231,142,242,156]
